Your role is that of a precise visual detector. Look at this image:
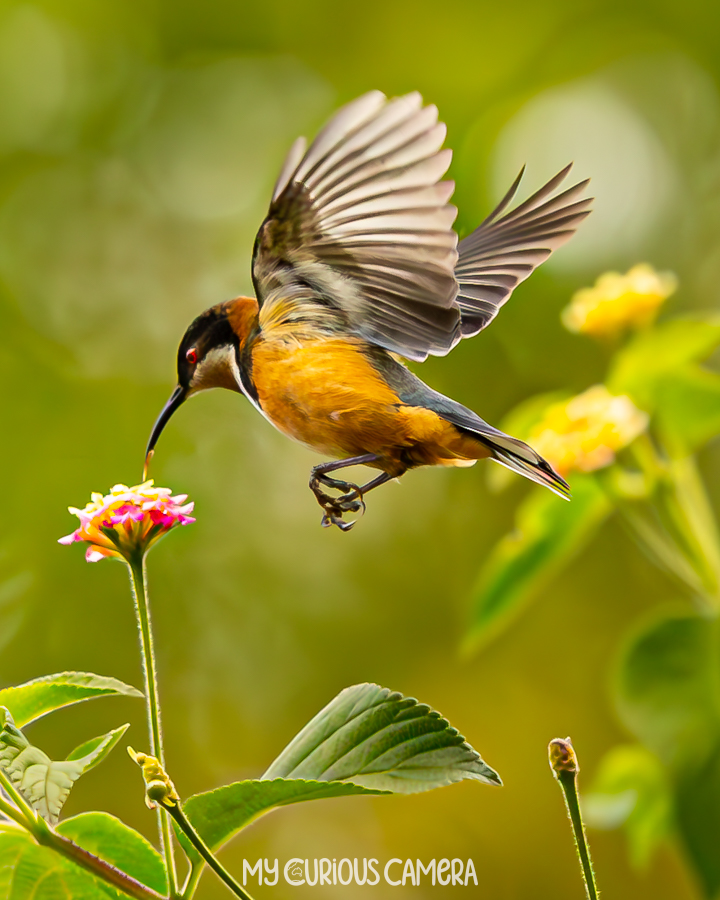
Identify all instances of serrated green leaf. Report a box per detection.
[0,672,142,728]
[607,315,720,409]
[57,812,166,894]
[0,711,129,824]
[583,744,672,870]
[464,474,610,653]
[263,683,500,792]
[0,827,122,899]
[181,778,385,860]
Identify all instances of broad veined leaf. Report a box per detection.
[57,812,166,894]
[181,778,385,860]
[263,683,500,791]
[0,827,124,899]
[0,709,129,823]
[607,315,720,409]
[464,474,611,654]
[583,744,672,870]
[0,672,142,728]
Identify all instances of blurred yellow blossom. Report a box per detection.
[529,386,648,476]
[562,264,678,337]
[59,481,194,563]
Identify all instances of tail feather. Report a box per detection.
[486,439,571,500]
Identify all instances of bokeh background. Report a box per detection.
[2,0,719,897]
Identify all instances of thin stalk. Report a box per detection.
[180,862,204,900]
[548,738,599,900]
[166,802,255,900]
[0,789,34,831]
[127,555,179,898]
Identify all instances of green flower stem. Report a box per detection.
[665,454,720,603]
[180,861,204,900]
[604,437,720,613]
[127,555,179,898]
[0,787,33,831]
[165,801,255,900]
[548,738,599,900]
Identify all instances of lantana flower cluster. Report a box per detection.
[59,481,195,563]
[529,385,648,476]
[562,263,677,338]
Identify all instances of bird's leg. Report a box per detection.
[309,454,383,531]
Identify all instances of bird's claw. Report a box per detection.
[310,474,366,531]
[321,512,356,531]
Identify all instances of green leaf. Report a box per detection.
[180,683,499,866]
[57,812,166,894]
[0,672,142,728]
[464,474,611,653]
[66,727,129,768]
[607,315,720,409]
[263,682,500,791]
[653,365,720,451]
[0,827,122,899]
[583,744,672,869]
[614,610,720,897]
[615,611,720,769]
[181,778,385,859]
[0,710,129,824]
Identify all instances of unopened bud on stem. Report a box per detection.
[128,747,179,810]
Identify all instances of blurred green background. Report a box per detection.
[2,0,719,897]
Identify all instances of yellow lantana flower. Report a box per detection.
[562,264,677,337]
[59,481,194,562]
[529,386,648,476]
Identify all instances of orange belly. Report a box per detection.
[250,337,490,474]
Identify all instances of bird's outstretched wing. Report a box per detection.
[454,165,593,338]
[252,91,462,362]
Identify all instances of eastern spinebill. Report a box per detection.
[145,91,592,530]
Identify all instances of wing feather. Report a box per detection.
[252,91,460,361]
[455,167,592,337]
[254,93,592,361]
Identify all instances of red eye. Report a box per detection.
[186,348,198,365]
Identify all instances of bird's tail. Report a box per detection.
[478,431,571,500]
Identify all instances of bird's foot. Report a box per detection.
[310,472,366,531]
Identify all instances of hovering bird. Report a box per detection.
[145,91,591,530]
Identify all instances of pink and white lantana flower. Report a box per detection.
[59,481,195,562]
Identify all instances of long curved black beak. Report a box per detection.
[143,384,187,479]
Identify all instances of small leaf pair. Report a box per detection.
[0,671,142,826]
[0,708,128,824]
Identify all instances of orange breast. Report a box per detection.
[250,336,490,473]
